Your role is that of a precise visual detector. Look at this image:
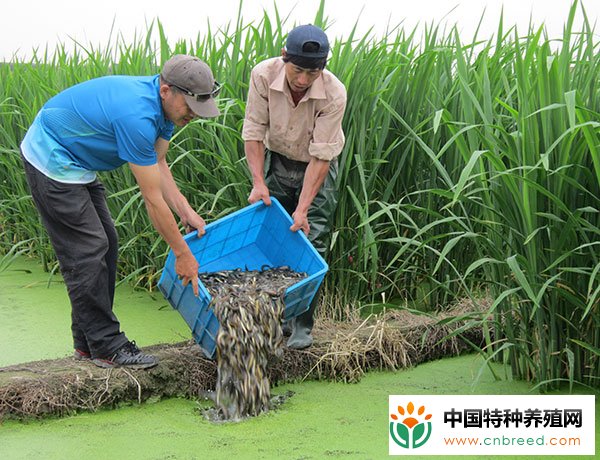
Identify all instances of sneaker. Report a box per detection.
[73,349,91,360]
[92,341,158,369]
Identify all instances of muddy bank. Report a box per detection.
[0,304,488,421]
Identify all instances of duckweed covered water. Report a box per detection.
[0,257,190,367]
[3,356,598,460]
[0,257,598,460]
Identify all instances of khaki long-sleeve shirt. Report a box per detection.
[242,57,346,163]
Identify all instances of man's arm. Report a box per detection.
[155,138,206,236]
[129,160,200,296]
[245,139,272,205]
[290,157,330,235]
[243,64,272,206]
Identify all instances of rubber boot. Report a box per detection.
[287,289,319,349]
[282,320,292,337]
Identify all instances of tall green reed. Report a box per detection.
[0,0,598,387]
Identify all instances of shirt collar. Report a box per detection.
[270,64,327,101]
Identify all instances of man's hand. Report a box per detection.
[175,251,200,296]
[182,211,206,237]
[248,183,272,206]
[290,210,310,235]
[245,140,270,206]
[291,158,328,237]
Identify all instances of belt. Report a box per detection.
[269,150,308,172]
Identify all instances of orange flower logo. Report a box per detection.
[389,401,433,449]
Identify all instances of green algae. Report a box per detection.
[0,257,190,367]
[2,356,598,460]
[0,257,597,460]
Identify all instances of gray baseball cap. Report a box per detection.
[161,55,220,118]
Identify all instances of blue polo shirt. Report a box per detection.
[21,75,174,183]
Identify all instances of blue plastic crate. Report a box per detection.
[157,197,328,359]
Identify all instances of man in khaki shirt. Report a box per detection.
[242,24,347,349]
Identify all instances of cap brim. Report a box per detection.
[185,95,220,118]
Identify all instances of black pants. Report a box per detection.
[265,150,338,330]
[22,156,128,358]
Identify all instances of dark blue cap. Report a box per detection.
[285,24,329,58]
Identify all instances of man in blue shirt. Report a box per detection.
[20,54,220,369]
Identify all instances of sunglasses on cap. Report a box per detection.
[169,81,221,101]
